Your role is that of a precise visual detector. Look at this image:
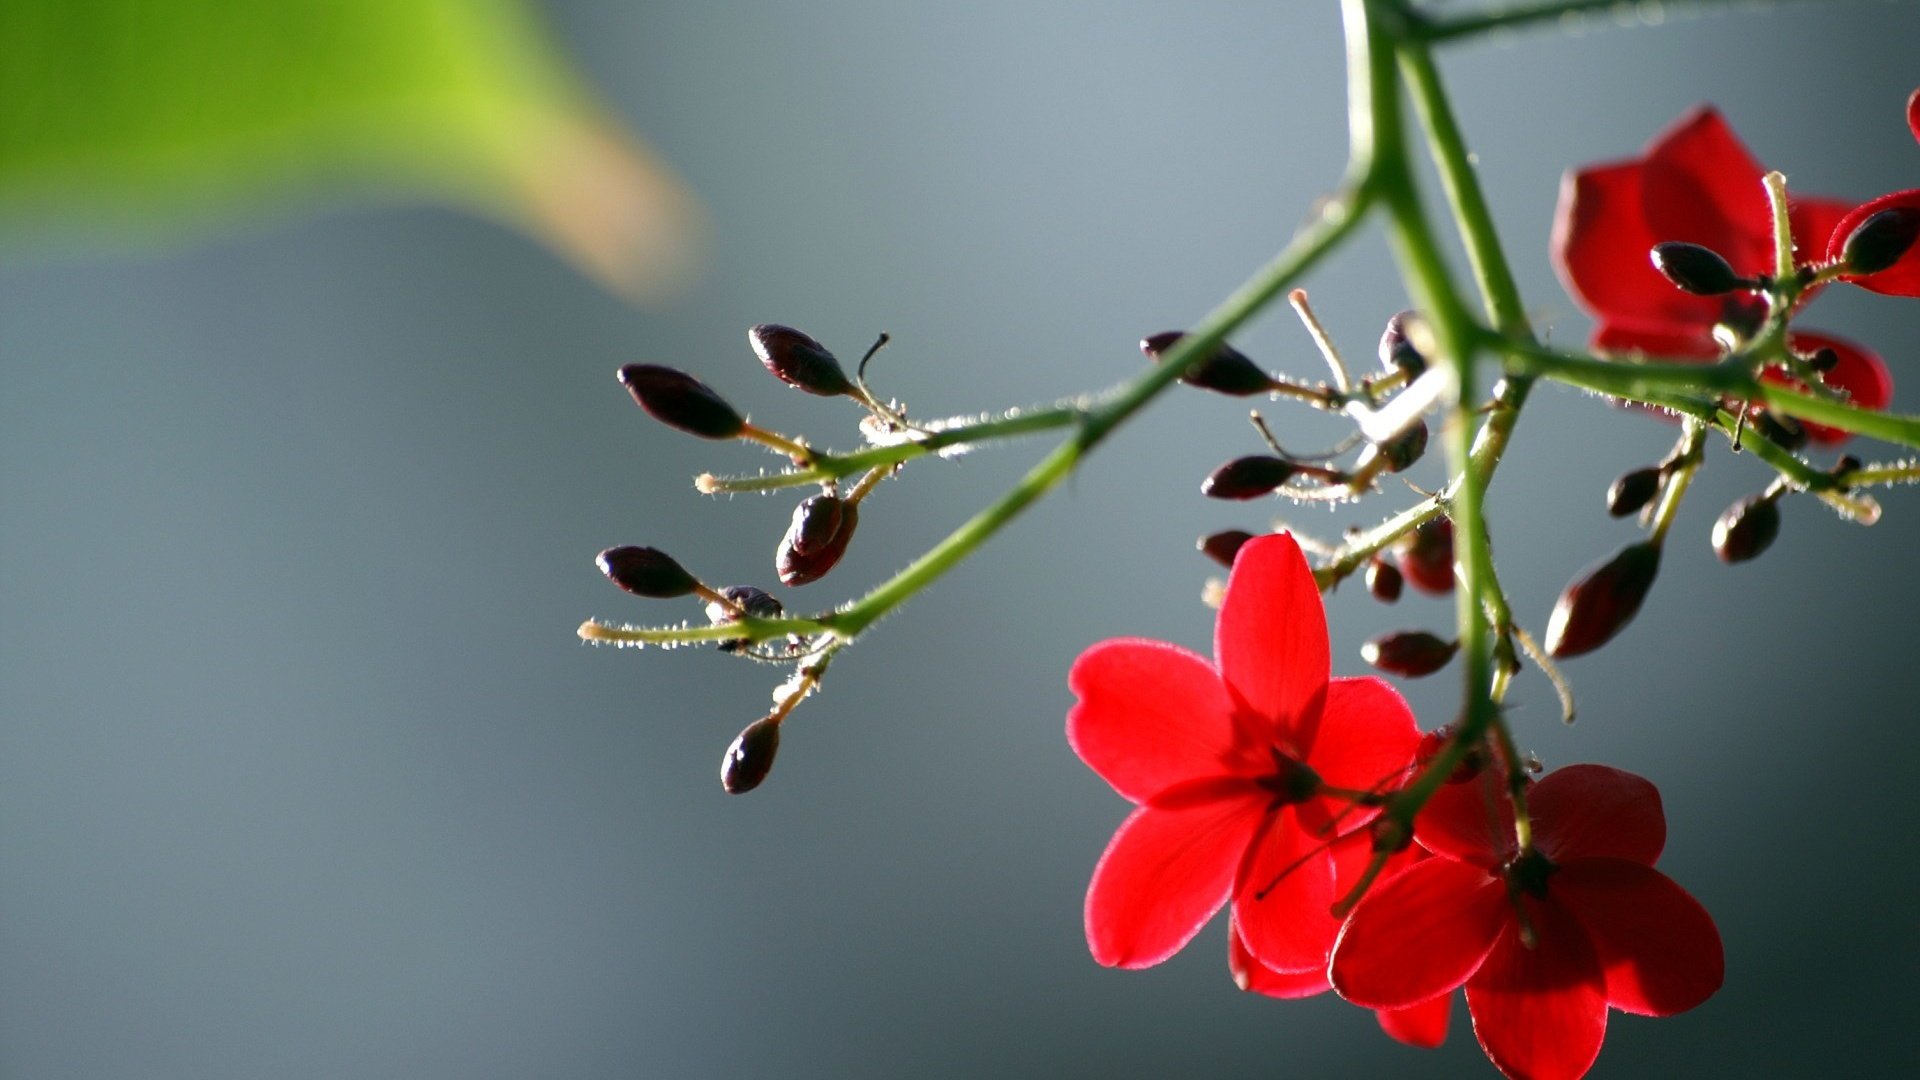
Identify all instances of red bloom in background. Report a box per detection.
[1069,534,1418,974]
[1330,765,1723,1080]
[1552,106,1892,444]
[1827,88,1920,297]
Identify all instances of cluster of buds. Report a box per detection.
[591,325,922,793]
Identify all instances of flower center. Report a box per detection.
[1255,746,1321,805]
[1501,848,1558,899]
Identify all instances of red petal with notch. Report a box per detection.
[1214,534,1329,748]
[1554,858,1724,1017]
[1640,106,1773,275]
[1553,162,1719,329]
[1233,811,1339,973]
[1330,857,1508,1009]
[1531,764,1665,866]
[1414,768,1512,868]
[1377,992,1453,1050]
[1228,921,1331,999]
[1068,638,1243,803]
[1085,795,1265,969]
[1307,676,1420,799]
[1465,899,1609,1080]
[1829,188,1920,297]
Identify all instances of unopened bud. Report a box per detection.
[1806,346,1841,374]
[597,545,700,598]
[1141,331,1275,396]
[707,585,784,653]
[1840,206,1920,276]
[1199,529,1257,568]
[1368,419,1428,473]
[1397,518,1455,595]
[721,715,782,794]
[1711,495,1781,564]
[1377,311,1427,378]
[777,494,860,586]
[1201,455,1296,500]
[1360,630,1459,678]
[1606,467,1661,518]
[1365,556,1403,603]
[618,364,746,439]
[1544,540,1662,658]
[1651,241,1745,296]
[1749,410,1806,451]
[750,324,854,397]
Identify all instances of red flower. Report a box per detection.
[1552,106,1892,444]
[1329,765,1723,1080]
[1228,840,1454,1050]
[1069,533,1419,974]
[1827,88,1920,297]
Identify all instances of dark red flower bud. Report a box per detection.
[1606,467,1661,517]
[720,715,781,794]
[749,324,854,397]
[1397,518,1455,595]
[1199,529,1258,568]
[1370,419,1428,473]
[1365,556,1403,603]
[1360,630,1459,678]
[1711,495,1781,564]
[1806,346,1841,374]
[1377,311,1427,378]
[1650,241,1745,296]
[1543,540,1662,658]
[1141,331,1275,396]
[1750,410,1806,451]
[707,585,785,654]
[1840,206,1920,276]
[1200,455,1296,500]
[597,545,700,598]
[1416,723,1485,784]
[618,364,746,439]
[776,494,860,586]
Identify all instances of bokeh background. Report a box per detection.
[3,2,1918,1077]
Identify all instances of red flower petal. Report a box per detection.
[1589,320,1719,361]
[1233,811,1339,973]
[1085,795,1265,968]
[1377,992,1452,1050]
[1306,676,1420,799]
[1465,899,1609,1080]
[1530,765,1665,866]
[1909,87,1920,145]
[1789,194,1860,261]
[1415,768,1512,868]
[1214,534,1329,748]
[1228,920,1331,999]
[1552,161,1719,329]
[1554,858,1724,1017]
[1068,638,1243,803]
[1640,106,1774,276]
[1330,857,1507,1009]
[1829,188,1920,297]
[1768,330,1895,444]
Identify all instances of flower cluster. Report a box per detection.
[1070,536,1722,1079]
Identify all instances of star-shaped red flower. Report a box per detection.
[1552,106,1893,444]
[1068,533,1419,974]
[1826,88,1920,297]
[1330,765,1723,1080]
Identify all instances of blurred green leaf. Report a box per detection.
[0,0,701,296]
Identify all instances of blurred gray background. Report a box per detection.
[4,2,1918,1077]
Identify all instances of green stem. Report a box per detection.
[699,404,1086,494]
